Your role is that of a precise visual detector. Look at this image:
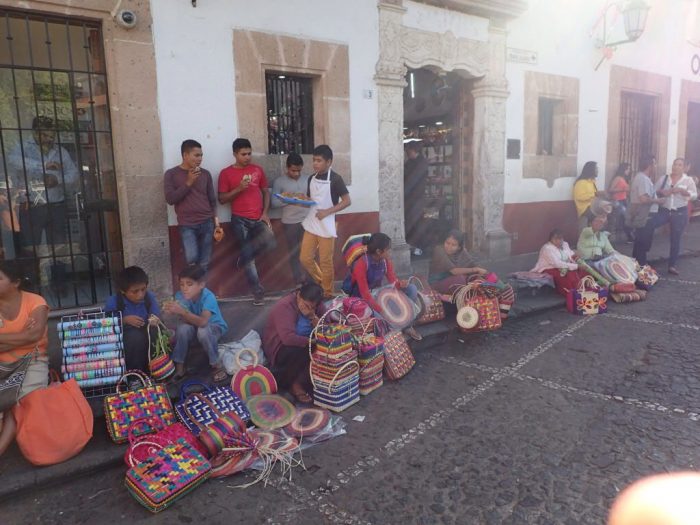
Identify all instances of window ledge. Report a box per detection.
[414,0,528,21]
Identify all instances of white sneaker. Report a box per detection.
[412,248,423,256]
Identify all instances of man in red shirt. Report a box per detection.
[218,138,276,305]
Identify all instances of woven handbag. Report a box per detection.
[175,381,250,436]
[408,277,445,326]
[230,348,277,401]
[354,319,385,361]
[566,276,608,315]
[124,417,209,467]
[104,371,176,444]
[310,310,357,367]
[183,393,247,457]
[359,353,384,396]
[125,438,211,513]
[636,265,659,290]
[382,331,415,381]
[342,297,373,335]
[148,319,175,382]
[311,360,360,412]
[452,284,502,333]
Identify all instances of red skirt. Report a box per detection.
[543,268,584,297]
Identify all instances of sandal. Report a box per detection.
[290,385,312,404]
[212,367,228,383]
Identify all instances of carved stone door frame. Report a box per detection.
[375,0,515,269]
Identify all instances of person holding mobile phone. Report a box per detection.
[164,139,218,274]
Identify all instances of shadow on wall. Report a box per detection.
[168,212,380,297]
[503,201,579,255]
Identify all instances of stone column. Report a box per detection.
[375,0,412,274]
[470,24,511,258]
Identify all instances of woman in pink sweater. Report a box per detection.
[531,229,586,296]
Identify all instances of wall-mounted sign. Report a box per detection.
[507,47,538,65]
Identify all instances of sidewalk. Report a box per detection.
[1,220,697,501]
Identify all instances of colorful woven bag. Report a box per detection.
[125,438,211,513]
[175,381,250,436]
[566,276,608,315]
[104,371,176,444]
[124,417,210,467]
[382,331,415,380]
[359,353,384,395]
[183,393,246,457]
[312,360,360,412]
[148,319,175,382]
[452,284,502,333]
[311,310,357,367]
[408,277,445,326]
[231,348,277,401]
[636,265,659,290]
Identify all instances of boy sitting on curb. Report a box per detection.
[163,264,228,382]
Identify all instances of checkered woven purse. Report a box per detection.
[408,277,445,325]
[175,381,250,436]
[125,438,211,513]
[104,371,176,444]
[382,331,415,380]
[452,284,502,333]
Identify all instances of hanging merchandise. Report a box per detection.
[125,438,211,513]
[566,276,608,315]
[59,308,126,397]
[104,371,176,444]
[230,348,277,401]
[175,381,250,436]
[148,318,175,381]
[246,394,297,430]
[382,331,415,380]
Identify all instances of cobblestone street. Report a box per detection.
[3,257,700,524]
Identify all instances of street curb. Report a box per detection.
[2,249,697,501]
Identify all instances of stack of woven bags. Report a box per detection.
[354,320,384,396]
[310,312,361,412]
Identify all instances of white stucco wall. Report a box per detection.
[505,0,700,205]
[403,0,489,42]
[149,0,380,225]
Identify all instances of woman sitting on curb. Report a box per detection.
[531,229,587,296]
[346,233,422,341]
[0,261,49,457]
[262,282,326,404]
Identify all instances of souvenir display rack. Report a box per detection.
[59,307,125,398]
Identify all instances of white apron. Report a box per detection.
[302,169,337,238]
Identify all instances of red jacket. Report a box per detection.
[350,256,399,312]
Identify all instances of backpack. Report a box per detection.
[340,234,371,295]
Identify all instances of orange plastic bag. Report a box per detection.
[13,372,93,466]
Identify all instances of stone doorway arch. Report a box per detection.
[375,0,515,271]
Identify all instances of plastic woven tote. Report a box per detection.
[408,277,445,326]
[311,360,360,412]
[175,381,250,436]
[566,276,608,315]
[182,393,247,457]
[451,284,502,333]
[230,348,277,401]
[382,331,415,381]
[125,438,211,513]
[124,418,209,467]
[636,265,659,290]
[359,353,384,395]
[310,310,357,367]
[148,319,175,382]
[103,371,176,444]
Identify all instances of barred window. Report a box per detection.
[537,97,560,156]
[265,73,314,154]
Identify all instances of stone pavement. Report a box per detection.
[0,220,698,506]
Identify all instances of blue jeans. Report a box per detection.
[179,219,214,273]
[654,207,689,268]
[230,216,277,295]
[172,322,224,367]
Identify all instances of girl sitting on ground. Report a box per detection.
[346,233,422,341]
[531,229,587,296]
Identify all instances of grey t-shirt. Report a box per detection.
[271,174,311,224]
[630,171,658,213]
